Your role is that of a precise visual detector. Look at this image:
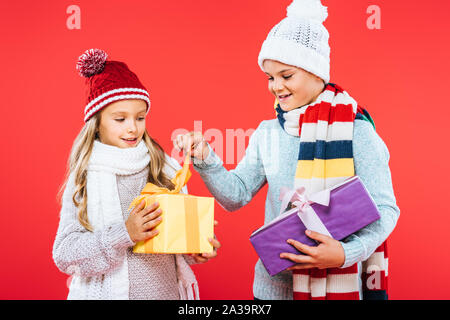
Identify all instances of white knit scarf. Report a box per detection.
[68,139,199,300]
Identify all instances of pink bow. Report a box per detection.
[279,186,330,215]
[278,186,333,238]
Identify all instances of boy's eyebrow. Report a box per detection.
[278,68,293,74]
[265,68,294,76]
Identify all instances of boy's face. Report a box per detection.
[263,59,325,112]
[98,99,147,148]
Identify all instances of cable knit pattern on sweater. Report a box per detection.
[118,167,179,300]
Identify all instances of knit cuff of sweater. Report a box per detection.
[107,221,135,253]
[192,143,223,170]
[339,235,366,269]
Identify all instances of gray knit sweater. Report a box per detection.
[53,165,194,299]
[193,119,400,300]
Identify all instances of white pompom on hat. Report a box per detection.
[258,0,330,83]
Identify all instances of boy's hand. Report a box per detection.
[125,200,163,243]
[280,230,345,270]
[173,131,209,160]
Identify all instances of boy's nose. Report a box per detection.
[273,79,284,92]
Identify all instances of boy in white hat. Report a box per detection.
[175,0,399,300]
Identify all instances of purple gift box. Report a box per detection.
[249,176,380,276]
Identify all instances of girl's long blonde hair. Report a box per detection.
[57,113,175,232]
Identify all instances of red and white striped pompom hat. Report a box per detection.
[76,48,151,122]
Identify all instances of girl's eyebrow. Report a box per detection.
[111,109,146,115]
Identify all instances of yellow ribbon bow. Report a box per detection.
[128,155,192,210]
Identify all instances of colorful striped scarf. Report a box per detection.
[276,83,388,300]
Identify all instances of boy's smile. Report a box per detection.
[277,93,292,103]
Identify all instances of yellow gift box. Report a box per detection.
[129,155,214,254]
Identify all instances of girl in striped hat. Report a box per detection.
[52,49,221,300]
[174,0,399,300]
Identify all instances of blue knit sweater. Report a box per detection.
[193,118,400,300]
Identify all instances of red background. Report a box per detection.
[1,0,449,299]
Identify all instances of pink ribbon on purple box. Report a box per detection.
[279,186,333,238]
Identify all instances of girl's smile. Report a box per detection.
[122,137,138,145]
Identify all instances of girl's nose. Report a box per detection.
[127,121,137,133]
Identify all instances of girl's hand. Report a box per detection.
[191,220,221,263]
[280,230,345,270]
[125,200,163,243]
[173,131,209,161]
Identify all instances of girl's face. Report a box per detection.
[263,59,325,112]
[97,99,147,148]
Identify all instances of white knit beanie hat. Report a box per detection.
[258,0,330,83]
